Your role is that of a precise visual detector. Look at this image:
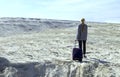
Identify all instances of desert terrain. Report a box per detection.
[0,18,120,77]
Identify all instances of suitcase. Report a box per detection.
[72,41,83,62]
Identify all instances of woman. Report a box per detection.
[77,18,88,58]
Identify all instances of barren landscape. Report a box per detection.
[0,18,120,77]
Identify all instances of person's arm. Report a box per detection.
[86,25,88,40]
[76,25,81,40]
[78,25,81,36]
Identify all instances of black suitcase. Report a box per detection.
[72,41,83,62]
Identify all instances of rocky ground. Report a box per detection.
[0,18,120,77]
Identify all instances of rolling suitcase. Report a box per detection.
[72,40,83,62]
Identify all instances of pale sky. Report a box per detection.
[0,0,120,23]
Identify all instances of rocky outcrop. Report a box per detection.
[0,57,118,77]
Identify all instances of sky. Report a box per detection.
[0,0,120,23]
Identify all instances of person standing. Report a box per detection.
[77,18,88,58]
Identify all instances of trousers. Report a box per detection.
[78,40,86,55]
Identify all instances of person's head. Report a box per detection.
[81,18,85,24]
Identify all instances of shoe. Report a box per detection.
[84,55,87,58]
[79,58,82,62]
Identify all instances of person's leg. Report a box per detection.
[83,40,86,57]
[78,40,83,62]
[78,40,82,49]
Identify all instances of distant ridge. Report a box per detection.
[0,17,78,37]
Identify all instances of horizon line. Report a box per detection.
[0,16,120,24]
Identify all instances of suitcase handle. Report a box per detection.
[74,40,78,48]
